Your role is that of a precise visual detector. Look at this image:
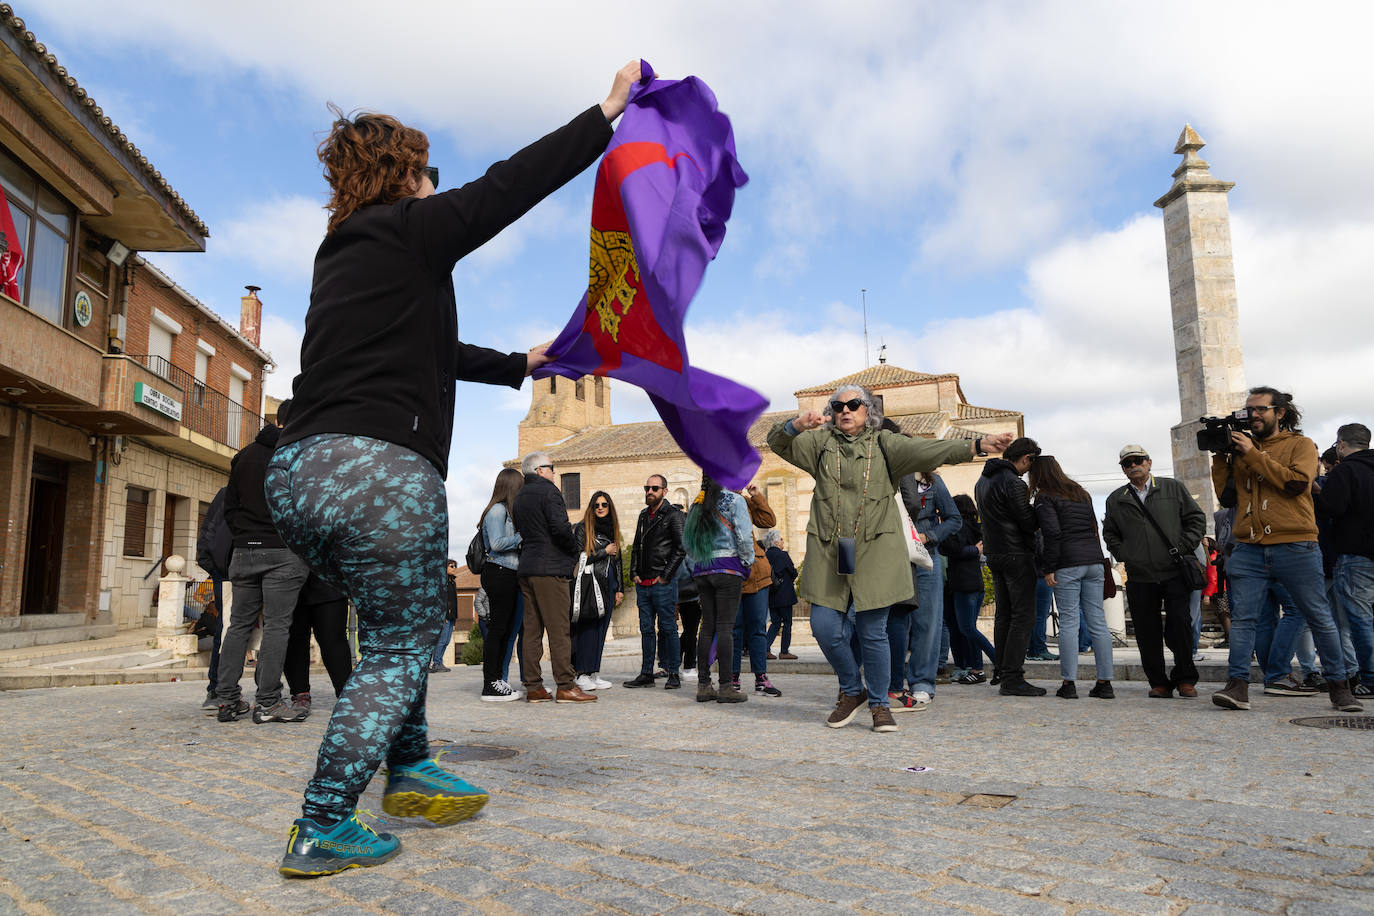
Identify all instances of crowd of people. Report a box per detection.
[184,55,1372,878]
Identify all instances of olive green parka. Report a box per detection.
[767,420,974,612]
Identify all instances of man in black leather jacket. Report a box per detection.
[974,437,1043,696]
[625,474,686,688]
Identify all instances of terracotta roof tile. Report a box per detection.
[794,364,955,396]
[960,403,1022,419]
[0,5,209,238]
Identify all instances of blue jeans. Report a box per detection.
[1328,579,1359,680]
[637,582,680,675]
[1029,577,1055,655]
[1268,607,1318,681]
[733,588,770,676]
[1225,541,1345,683]
[811,602,891,707]
[1052,564,1113,681]
[906,563,945,694]
[1190,589,1203,653]
[1334,555,1374,686]
[502,591,524,683]
[431,619,454,667]
[952,590,995,668]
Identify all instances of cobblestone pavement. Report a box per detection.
[1,660,1371,915]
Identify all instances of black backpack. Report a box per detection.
[465,527,487,573]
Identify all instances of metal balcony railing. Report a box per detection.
[127,354,261,449]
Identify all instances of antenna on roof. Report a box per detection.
[861,288,870,367]
[878,342,887,365]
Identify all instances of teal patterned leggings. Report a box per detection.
[265,434,445,823]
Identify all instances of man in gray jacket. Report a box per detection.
[1103,444,1206,698]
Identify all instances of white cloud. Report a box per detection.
[258,313,302,399]
[209,196,326,284]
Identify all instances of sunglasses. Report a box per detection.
[538,464,554,472]
[1246,405,1276,415]
[593,500,609,509]
[421,165,439,189]
[643,485,663,493]
[1120,456,1148,468]
[830,398,864,414]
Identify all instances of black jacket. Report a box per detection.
[1315,449,1374,561]
[941,515,985,594]
[1102,476,1206,583]
[512,474,576,577]
[973,458,1038,557]
[1034,494,1105,575]
[573,524,623,602]
[278,106,613,477]
[765,545,798,607]
[195,487,232,578]
[225,424,285,549]
[630,503,685,582]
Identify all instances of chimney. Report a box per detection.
[240,285,262,346]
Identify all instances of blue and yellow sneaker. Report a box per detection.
[381,758,488,826]
[278,812,400,877]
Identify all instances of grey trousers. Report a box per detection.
[215,547,309,707]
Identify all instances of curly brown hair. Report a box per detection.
[318,104,429,234]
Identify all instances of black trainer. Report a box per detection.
[664,673,682,690]
[1055,681,1078,699]
[999,679,1047,697]
[622,673,655,688]
[1088,680,1115,699]
[217,699,249,722]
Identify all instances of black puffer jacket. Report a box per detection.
[512,474,576,577]
[630,503,685,582]
[225,424,286,549]
[973,458,1038,557]
[941,514,984,594]
[1034,494,1106,575]
[1315,449,1374,561]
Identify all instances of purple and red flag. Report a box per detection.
[535,60,764,489]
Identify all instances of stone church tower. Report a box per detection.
[517,374,612,456]
[1153,125,1246,517]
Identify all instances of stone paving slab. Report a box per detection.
[0,660,1370,914]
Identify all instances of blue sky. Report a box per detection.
[26,1,1374,547]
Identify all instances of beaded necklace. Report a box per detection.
[834,432,876,540]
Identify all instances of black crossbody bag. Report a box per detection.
[1133,496,1205,590]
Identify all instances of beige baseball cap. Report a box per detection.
[1119,444,1150,461]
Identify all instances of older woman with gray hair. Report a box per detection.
[761,529,799,660]
[767,384,1012,733]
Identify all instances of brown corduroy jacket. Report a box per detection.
[1211,430,1320,545]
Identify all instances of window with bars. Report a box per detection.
[123,487,151,557]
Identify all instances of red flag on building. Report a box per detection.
[0,185,25,300]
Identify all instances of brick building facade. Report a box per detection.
[0,8,271,633]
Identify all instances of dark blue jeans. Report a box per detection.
[1029,577,1055,655]
[1226,542,1345,683]
[733,588,770,676]
[637,582,680,675]
[266,434,447,824]
[952,590,996,668]
[766,604,793,654]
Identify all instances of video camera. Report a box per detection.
[1197,410,1251,454]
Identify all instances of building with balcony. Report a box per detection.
[0,8,271,635]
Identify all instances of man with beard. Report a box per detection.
[1211,387,1362,713]
[625,474,686,689]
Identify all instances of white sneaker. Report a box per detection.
[592,674,613,689]
[480,680,520,702]
[911,691,932,710]
[497,679,523,697]
[681,668,696,680]
[576,674,597,691]
[1193,652,1207,662]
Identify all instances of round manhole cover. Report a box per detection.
[428,742,520,761]
[1290,716,1374,730]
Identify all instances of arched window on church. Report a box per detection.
[594,376,605,407]
[575,378,585,401]
[672,487,689,511]
[549,376,556,393]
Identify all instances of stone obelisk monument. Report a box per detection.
[1153,125,1246,519]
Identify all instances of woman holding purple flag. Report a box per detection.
[265,60,645,878]
[767,385,1012,734]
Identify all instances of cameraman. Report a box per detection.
[1209,387,1362,712]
